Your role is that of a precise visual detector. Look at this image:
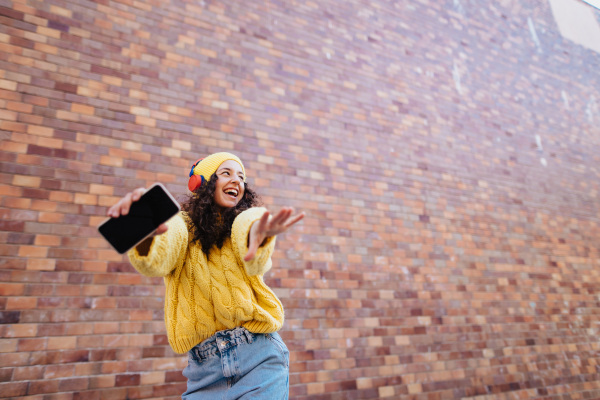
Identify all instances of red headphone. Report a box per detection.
[188,158,205,191]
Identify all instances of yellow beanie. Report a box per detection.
[188,152,246,192]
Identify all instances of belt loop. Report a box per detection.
[244,328,254,344]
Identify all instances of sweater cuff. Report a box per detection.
[245,235,276,276]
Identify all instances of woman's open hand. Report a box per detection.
[245,207,305,262]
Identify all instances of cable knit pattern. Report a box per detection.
[127,207,283,354]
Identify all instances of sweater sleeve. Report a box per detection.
[231,207,276,276]
[127,212,189,277]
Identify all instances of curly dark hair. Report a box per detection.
[181,173,261,254]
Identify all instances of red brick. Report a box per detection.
[0,367,12,381]
[58,377,89,391]
[89,374,115,389]
[165,370,186,382]
[98,387,129,400]
[151,383,187,397]
[115,373,140,387]
[0,381,28,397]
[17,337,47,352]
[42,364,75,380]
[28,379,60,395]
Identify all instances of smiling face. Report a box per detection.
[213,159,246,209]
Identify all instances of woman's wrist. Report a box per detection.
[248,221,268,248]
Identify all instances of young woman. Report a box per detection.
[107,152,304,399]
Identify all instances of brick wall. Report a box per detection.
[1,0,600,399]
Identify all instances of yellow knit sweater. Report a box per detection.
[127,207,284,354]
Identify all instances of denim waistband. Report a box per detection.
[192,327,256,360]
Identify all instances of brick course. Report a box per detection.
[1,0,600,399]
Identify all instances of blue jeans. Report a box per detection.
[182,327,289,400]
